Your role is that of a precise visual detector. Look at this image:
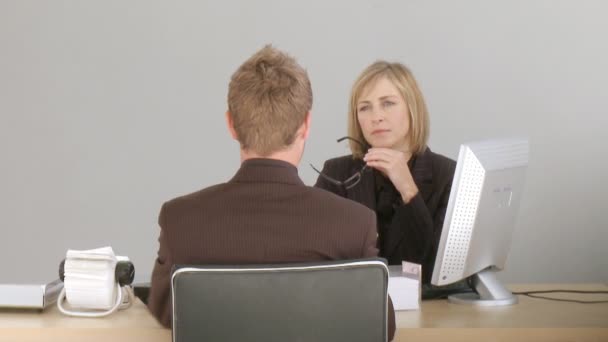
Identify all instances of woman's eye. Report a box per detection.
[359,106,369,112]
[383,101,394,107]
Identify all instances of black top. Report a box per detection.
[373,157,416,259]
[314,147,456,284]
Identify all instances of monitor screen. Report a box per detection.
[431,137,529,306]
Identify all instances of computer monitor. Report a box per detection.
[431,137,529,306]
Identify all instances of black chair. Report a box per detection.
[171,258,389,342]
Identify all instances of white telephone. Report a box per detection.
[57,247,135,317]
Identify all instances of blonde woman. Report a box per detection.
[314,61,455,285]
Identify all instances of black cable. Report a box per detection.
[513,289,608,294]
[512,289,608,304]
[518,294,608,304]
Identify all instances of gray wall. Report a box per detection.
[1,0,606,284]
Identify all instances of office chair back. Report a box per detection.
[171,258,388,342]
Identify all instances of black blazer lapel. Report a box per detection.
[345,159,376,212]
[383,148,435,259]
[411,148,434,203]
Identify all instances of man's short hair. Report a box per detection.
[228,45,313,156]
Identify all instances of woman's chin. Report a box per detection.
[368,141,395,149]
[368,137,408,151]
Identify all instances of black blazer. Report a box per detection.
[314,148,456,284]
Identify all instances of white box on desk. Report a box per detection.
[387,262,421,311]
[0,279,63,309]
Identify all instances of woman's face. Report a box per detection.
[356,77,411,152]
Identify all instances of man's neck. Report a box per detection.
[240,148,301,168]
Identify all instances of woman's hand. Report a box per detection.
[364,148,419,203]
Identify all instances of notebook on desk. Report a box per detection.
[0,279,63,309]
[0,267,64,310]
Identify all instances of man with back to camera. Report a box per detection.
[147,45,395,340]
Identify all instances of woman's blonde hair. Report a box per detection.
[347,61,429,158]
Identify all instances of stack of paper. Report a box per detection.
[387,262,421,311]
[63,246,117,310]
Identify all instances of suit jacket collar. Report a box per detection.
[346,147,435,209]
[345,159,376,211]
[230,158,304,186]
[411,148,435,203]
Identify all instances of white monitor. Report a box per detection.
[431,138,529,306]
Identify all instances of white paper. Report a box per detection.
[64,246,117,309]
[387,262,421,311]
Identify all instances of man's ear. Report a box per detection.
[299,111,311,140]
[225,111,238,140]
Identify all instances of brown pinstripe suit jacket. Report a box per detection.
[147,158,395,339]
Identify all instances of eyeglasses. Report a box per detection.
[310,136,370,190]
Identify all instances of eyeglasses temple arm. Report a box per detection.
[309,163,345,187]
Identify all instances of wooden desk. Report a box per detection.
[394,283,608,341]
[1,284,606,342]
[0,299,169,342]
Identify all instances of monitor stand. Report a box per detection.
[448,268,518,306]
